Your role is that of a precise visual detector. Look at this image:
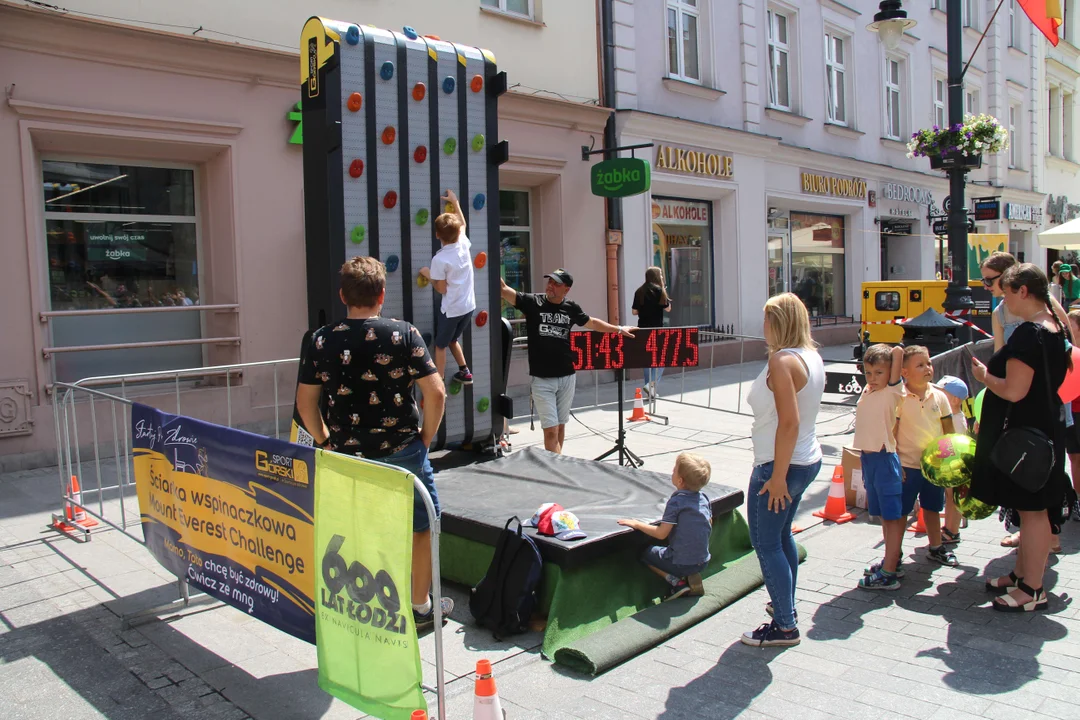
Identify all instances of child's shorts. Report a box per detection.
[861,449,903,521]
[641,545,706,579]
[901,466,946,515]
[434,310,473,349]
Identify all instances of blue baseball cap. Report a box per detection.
[938,375,968,400]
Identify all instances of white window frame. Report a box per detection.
[767,8,793,111]
[824,31,848,125]
[933,75,947,128]
[962,0,976,28]
[666,0,701,82]
[1009,104,1020,168]
[884,56,904,140]
[480,0,534,21]
[1009,1,1020,48]
[965,87,980,116]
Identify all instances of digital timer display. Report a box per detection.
[570,327,700,371]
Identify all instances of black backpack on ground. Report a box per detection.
[469,516,543,639]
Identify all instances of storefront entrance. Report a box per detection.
[650,197,714,327]
[766,211,847,317]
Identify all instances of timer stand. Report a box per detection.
[594,367,644,468]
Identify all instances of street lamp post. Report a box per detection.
[870,0,975,317]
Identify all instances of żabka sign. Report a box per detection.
[591,158,651,198]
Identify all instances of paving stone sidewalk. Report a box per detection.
[3,355,1080,719]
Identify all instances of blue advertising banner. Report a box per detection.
[131,403,317,643]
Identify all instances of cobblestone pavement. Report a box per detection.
[3,356,1080,719]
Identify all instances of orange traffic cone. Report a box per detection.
[812,466,855,524]
[791,522,804,535]
[627,387,650,422]
[52,475,98,535]
[473,659,503,720]
[907,507,927,534]
[411,711,428,720]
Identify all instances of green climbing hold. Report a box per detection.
[449,381,462,395]
[416,208,429,225]
[350,225,365,244]
[471,134,485,152]
[444,137,457,155]
[477,397,490,412]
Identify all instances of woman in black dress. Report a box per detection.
[971,263,1071,612]
[632,266,671,397]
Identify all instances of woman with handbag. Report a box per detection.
[971,263,1071,612]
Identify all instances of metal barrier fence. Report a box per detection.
[50,366,449,719]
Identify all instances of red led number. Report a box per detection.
[612,334,625,369]
[671,330,682,368]
[596,333,611,369]
[685,329,700,367]
[659,329,674,367]
[571,333,585,371]
[646,331,658,367]
[583,332,594,370]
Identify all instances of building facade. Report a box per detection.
[0,0,608,463]
[1040,6,1080,266]
[610,0,1046,337]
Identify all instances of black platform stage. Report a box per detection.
[436,447,744,570]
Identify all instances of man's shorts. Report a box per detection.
[901,466,946,515]
[531,374,576,429]
[1067,421,1080,455]
[381,436,440,532]
[641,545,706,579]
[861,449,903,521]
[434,310,473,349]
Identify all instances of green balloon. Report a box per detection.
[973,387,986,422]
[955,488,996,521]
[920,433,976,488]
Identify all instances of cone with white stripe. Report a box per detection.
[627,387,650,422]
[473,659,503,720]
[812,466,855,524]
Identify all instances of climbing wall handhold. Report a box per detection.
[476,310,489,327]
[402,26,418,40]
[442,76,456,94]
[414,146,428,163]
[351,225,365,244]
[412,82,426,101]
[449,381,462,396]
[474,252,488,270]
[349,159,364,178]
[380,61,395,81]
[347,92,362,112]
[417,274,429,288]
[472,193,486,210]
[346,26,360,45]
[386,255,400,272]
[382,126,396,145]
[444,137,457,155]
[384,190,398,209]
[477,397,490,413]
[470,75,484,93]
[415,208,429,225]
[471,134,485,152]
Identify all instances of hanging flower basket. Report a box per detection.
[907,113,1009,169]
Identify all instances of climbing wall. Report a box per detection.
[299,17,507,451]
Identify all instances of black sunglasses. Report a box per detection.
[981,274,1001,287]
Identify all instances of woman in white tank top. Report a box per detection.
[741,293,825,648]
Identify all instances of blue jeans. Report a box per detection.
[382,437,440,532]
[747,460,821,629]
[643,367,665,385]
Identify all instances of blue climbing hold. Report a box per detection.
[386,254,400,272]
[346,25,360,45]
[403,26,418,40]
[442,76,456,94]
[473,193,486,211]
[381,61,395,81]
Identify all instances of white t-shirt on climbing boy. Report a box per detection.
[429,233,476,319]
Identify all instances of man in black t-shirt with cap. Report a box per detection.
[501,268,633,454]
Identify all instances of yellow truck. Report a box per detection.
[857,279,993,355]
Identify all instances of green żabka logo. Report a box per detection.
[591,158,651,198]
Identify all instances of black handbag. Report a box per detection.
[989,333,1059,493]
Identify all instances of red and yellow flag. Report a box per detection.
[1018,0,1063,47]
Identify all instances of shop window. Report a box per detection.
[43,160,202,382]
[650,197,713,327]
[790,212,846,317]
[875,292,900,312]
[666,0,701,82]
[498,189,532,337]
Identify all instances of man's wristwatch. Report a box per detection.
[316,437,331,449]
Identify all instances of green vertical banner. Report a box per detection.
[314,450,424,719]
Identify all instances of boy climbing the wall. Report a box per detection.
[420,189,475,385]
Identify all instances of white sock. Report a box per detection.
[413,597,432,615]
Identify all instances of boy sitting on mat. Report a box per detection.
[618,453,713,600]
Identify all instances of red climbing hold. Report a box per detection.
[476,310,489,327]
[382,126,396,145]
[384,190,398,209]
[347,92,362,112]
[414,146,428,163]
[349,159,364,178]
[470,75,484,93]
[412,82,426,102]
[474,251,488,269]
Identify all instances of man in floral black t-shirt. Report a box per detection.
[295,256,450,629]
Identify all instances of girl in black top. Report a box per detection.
[971,263,1071,613]
[632,266,671,396]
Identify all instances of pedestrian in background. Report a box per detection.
[742,293,824,647]
[632,266,671,399]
